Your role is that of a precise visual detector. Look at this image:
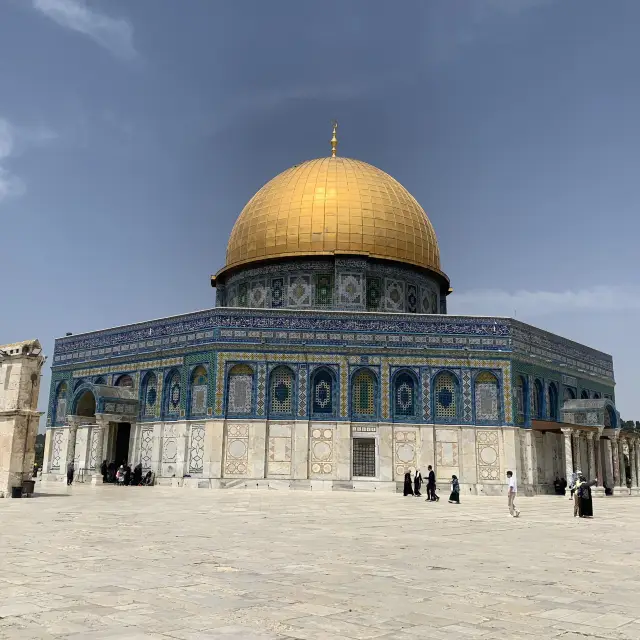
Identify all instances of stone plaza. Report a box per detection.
[2,486,640,639]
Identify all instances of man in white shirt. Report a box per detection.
[507,470,520,517]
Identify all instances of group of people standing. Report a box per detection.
[101,460,154,486]
[403,466,460,504]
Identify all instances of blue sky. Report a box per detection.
[1,0,639,427]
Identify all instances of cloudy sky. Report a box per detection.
[1,0,639,426]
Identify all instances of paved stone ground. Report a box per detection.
[1,485,640,640]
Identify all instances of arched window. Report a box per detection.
[190,366,208,416]
[115,374,134,388]
[74,378,85,391]
[227,364,254,415]
[549,382,559,421]
[352,369,376,417]
[54,382,68,425]
[515,375,527,425]
[393,371,416,419]
[165,370,181,417]
[475,371,499,422]
[593,392,601,400]
[533,379,543,419]
[311,367,335,416]
[581,390,589,400]
[434,371,458,420]
[94,376,106,385]
[269,366,294,416]
[605,405,617,428]
[141,371,158,417]
[76,389,96,417]
[563,386,576,402]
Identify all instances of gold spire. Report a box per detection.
[330,120,338,157]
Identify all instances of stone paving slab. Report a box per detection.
[1,485,640,639]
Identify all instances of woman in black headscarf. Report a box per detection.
[577,474,597,517]
[403,471,414,496]
[414,469,422,497]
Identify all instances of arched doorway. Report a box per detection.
[113,423,131,466]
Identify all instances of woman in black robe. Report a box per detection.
[403,472,414,496]
[413,470,422,497]
[448,475,460,504]
[578,475,596,517]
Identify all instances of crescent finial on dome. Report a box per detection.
[330,120,338,157]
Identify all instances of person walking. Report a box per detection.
[426,465,439,502]
[448,475,460,504]
[66,460,75,486]
[507,470,519,517]
[414,469,423,497]
[403,471,414,496]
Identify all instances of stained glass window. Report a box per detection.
[269,366,294,415]
[366,277,381,311]
[55,382,67,425]
[142,372,157,417]
[353,369,375,416]
[533,379,543,419]
[228,364,253,415]
[475,371,499,422]
[315,273,333,306]
[312,368,334,415]
[166,371,181,416]
[394,372,415,418]
[563,386,576,402]
[434,372,457,419]
[515,376,526,424]
[190,366,208,416]
[549,383,559,421]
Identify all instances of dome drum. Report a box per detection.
[215,255,446,314]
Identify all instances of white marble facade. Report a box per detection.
[42,419,631,496]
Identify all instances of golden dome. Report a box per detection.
[221,157,443,277]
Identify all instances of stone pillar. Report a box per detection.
[604,438,614,492]
[572,431,581,473]
[630,440,640,496]
[635,438,640,495]
[91,420,106,485]
[611,435,625,495]
[589,433,605,497]
[620,437,627,488]
[65,416,80,470]
[561,428,573,486]
[587,433,595,481]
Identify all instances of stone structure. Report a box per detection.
[0,339,45,497]
[42,133,635,495]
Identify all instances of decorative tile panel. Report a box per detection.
[476,429,500,480]
[188,425,205,474]
[224,423,249,476]
[51,429,63,469]
[394,429,417,478]
[140,428,153,470]
[310,427,333,475]
[267,423,292,476]
[462,370,472,422]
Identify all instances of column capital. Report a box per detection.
[66,415,89,429]
[561,427,574,436]
[587,431,599,442]
[94,415,110,428]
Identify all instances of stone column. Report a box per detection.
[589,433,605,497]
[571,431,581,474]
[65,416,81,470]
[611,435,623,495]
[587,433,595,481]
[635,437,640,494]
[594,434,602,485]
[603,438,614,492]
[630,439,640,496]
[561,428,573,486]
[91,419,107,485]
[619,437,629,494]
